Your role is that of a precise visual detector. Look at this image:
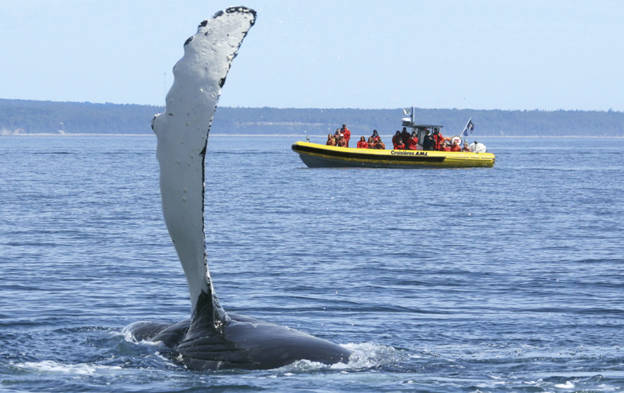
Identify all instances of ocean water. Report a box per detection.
[1,134,623,393]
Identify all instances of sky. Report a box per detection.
[2,0,623,111]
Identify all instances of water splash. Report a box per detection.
[276,342,400,373]
[12,360,121,376]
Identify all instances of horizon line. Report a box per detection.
[1,97,622,114]
[3,132,623,139]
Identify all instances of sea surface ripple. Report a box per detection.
[1,135,623,392]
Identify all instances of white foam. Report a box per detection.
[120,323,138,343]
[554,381,575,389]
[15,360,121,376]
[277,342,399,373]
[336,342,400,369]
[119,323,163,346]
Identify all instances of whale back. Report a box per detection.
[151,7,256,333]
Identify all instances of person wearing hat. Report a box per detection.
[423,130,434,151]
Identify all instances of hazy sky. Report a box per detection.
[2,0,623,110]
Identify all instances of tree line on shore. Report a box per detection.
[1,98,622,136]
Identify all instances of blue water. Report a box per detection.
[1,134,623,392]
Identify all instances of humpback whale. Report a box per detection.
[127,7,351,370]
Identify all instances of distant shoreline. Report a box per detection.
[2,99,623,137]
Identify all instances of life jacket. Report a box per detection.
[392,133,401,145]
[401,130,410,143]
[433,133,444,150]
[342,128,351,145]
[357,140,368,148]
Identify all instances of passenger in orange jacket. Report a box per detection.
[356,136,368,148]
[451,138,461,152]
[432,128,444,150]
[393,139,405,150]
[341,124,351,147]
[407,135,419,150]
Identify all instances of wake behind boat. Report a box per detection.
[292,108,495,168]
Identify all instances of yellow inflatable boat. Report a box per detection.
[291,141,495,168]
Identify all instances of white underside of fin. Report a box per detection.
[152,8,255,312]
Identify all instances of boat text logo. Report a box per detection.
[390,150,428,156]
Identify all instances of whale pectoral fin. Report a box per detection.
[153,7,256,333]
[144,8,351,370]
[186,290,229,340]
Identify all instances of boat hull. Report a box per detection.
[292,142,495,168]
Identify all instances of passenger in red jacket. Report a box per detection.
[432,128,444,150]
[356,136,368,148]
[340,124,351,147]
[407,135,419,150]
[392,131,401,147]
[393,139,405,150]
[370,129,380,143]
